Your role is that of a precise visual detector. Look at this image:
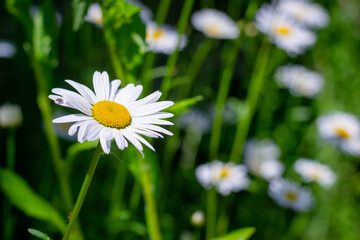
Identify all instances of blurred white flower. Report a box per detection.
[180,109,211,134]
[254,4,316,56]
[190,210,205,227]
[85,3,103,27]
[244,139,284,180]
[0,103,22,128]
[275,65,324,98]
[146,22,187,54]
[196,160,249,196]
[294,158,336,188]
[0,40,16,58]
[49,71,174,155]
[277,0,329,29]
[126,0,153,23]
[191,9,240,39]
[316,112,360,156]
[268,178,313,212]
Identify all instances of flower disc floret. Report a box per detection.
[92,101,131,129]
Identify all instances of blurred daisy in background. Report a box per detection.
[126,0,153,24]
[275,65,324,98]
[244,139,284,180]
[277,0,329,29]
[294,158,336,188]
[196,160,249,196]
[268,178,313,212]
[190,210,205,227]
[0,40,16,58]
[49,71,174,156]
[0,103,22,128]
[191,9,240,39]
[180,109,212,135]
[85,3,103,27]
[146,22,187,54]
[254,4,316,56]
[317,112,360,156]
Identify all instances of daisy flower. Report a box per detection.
[191,9,240,39]
[0,103,22,128]
[277,0,329,29]
[85,3,103,27]
[180,109,212,134]
[254,4,316,56]
[268,178,313,212]
[275,65,324,98]
[294,158,336,188]
[146,22,187,54]
[316,112,360,156]
[196,160,249,196]
[190,210,205,227]
[244,139,284,180]
[49,71,174,156]
[0,40,16,58]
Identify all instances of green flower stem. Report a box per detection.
[229,39,272,163]
[160,0,195,99]
[6,129,16,170]
[154,0,172,24]
[140,158,162,240]
[62,143,103,240]
[32,59,74,213]
[215,195,232,236]
[179,39,213,98]
[209,42,239,160]
[206,188,217,239]
[129,182,142,213]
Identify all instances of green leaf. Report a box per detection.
[0,168,66,232]
[211,227,256,240]
[167,95,204,116]
[28,228,52,240]
[72,0,87,31]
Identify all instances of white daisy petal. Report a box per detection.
[93,71,106,100]
[109,80,121,101]
[53,114,92,123]
[131,101,174,116]
[101,71,111,100]
[65,80,97,104]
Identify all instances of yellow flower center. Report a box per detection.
[94,17,103,25]
[285,192,298,202]
[205,25,220,36]
[275,26,290,35]
[335,127,350,139]
[219,166,231,179]
[147,28,165,40]
[92,101,131,129]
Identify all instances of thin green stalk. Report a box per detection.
[6,129,16,170]
[140,158,162,240]
[32,59,74,213]
[179,39,213,98]
[129,182,142,213]
[62,143,103,240]
[209,43,239,160]
[109,163,128,218]
[216,196,232,236]
[229,39,272,163]
[154,0,172,24]
[160,0,195,99]
[206,188,217,239]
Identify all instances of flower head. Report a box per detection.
[316,112,360,156]
[146,22,187,54]
[0,40,16,59]
[294,158,336,188]
[179,109,211,134]
[85,3,103,27]
[244,139,284,180]
[190,210,205,227]
[277,0,329,29]
[196,160,249,196]
[254,4,316,56]
[191,9,240,39]
[0,103,22,128]
[268,178,313,212]
[49,71,174,156]
[275,65,324,98]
